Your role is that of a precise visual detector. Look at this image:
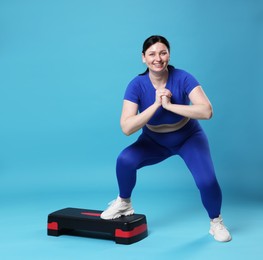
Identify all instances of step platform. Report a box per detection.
[47,207,148,244]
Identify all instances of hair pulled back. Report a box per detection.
[142,35,170,54]
[140,35,172,75]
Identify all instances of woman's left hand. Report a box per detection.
[161,89,172,109]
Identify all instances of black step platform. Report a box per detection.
[47,207,148,244]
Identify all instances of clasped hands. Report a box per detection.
[155,88,172,109]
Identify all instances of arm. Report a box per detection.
[120,88,171,136]
[120,100,160,136]
[162,86,213,120]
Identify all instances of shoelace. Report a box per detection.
[213,220,227,231]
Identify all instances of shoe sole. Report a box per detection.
[209,229,232,242]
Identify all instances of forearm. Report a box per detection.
[164,103,213,120]
[121,102,160,135]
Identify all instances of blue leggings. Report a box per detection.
[116,120,222,219]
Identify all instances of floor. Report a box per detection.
[1,169,262,260]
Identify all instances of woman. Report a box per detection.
[100,35,231,242]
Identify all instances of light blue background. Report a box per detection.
[0,0,262,259]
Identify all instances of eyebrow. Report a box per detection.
[148,50,167,53]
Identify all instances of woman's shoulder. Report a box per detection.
[128,73,148,86]
[169,66,190,76]
[169,66,198,83]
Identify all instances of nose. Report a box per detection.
[155,54,161,61]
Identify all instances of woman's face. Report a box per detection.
[142,42,170,73]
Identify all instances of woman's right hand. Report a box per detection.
[155,88,172,106]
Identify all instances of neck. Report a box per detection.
[149,68,169,89]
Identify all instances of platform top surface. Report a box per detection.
[48,207,146,223]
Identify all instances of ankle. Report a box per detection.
[211,215,222,222]
[118,196,131,203]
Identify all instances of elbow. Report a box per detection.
[204,105,213,120]
[121,123,133,136]
[122,128,132,136]
[206,111,213,120]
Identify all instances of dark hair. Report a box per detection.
[142,35,170,54]
[140,35,171,75]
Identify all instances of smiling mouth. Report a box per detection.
[153,63,164,68]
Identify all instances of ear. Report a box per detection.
[142,53,146,63]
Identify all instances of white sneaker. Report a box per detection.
[100,196,134,220]
[209,215,232,242]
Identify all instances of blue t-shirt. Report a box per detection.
[124,66,200,125]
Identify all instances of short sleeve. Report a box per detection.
[183,72,200,95]
[123,78,141,104]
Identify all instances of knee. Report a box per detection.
[117,150,137,170]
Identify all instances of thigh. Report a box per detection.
[177,130,216,187]
[119,133,172,169]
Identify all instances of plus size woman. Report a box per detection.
[100,35,231,242]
